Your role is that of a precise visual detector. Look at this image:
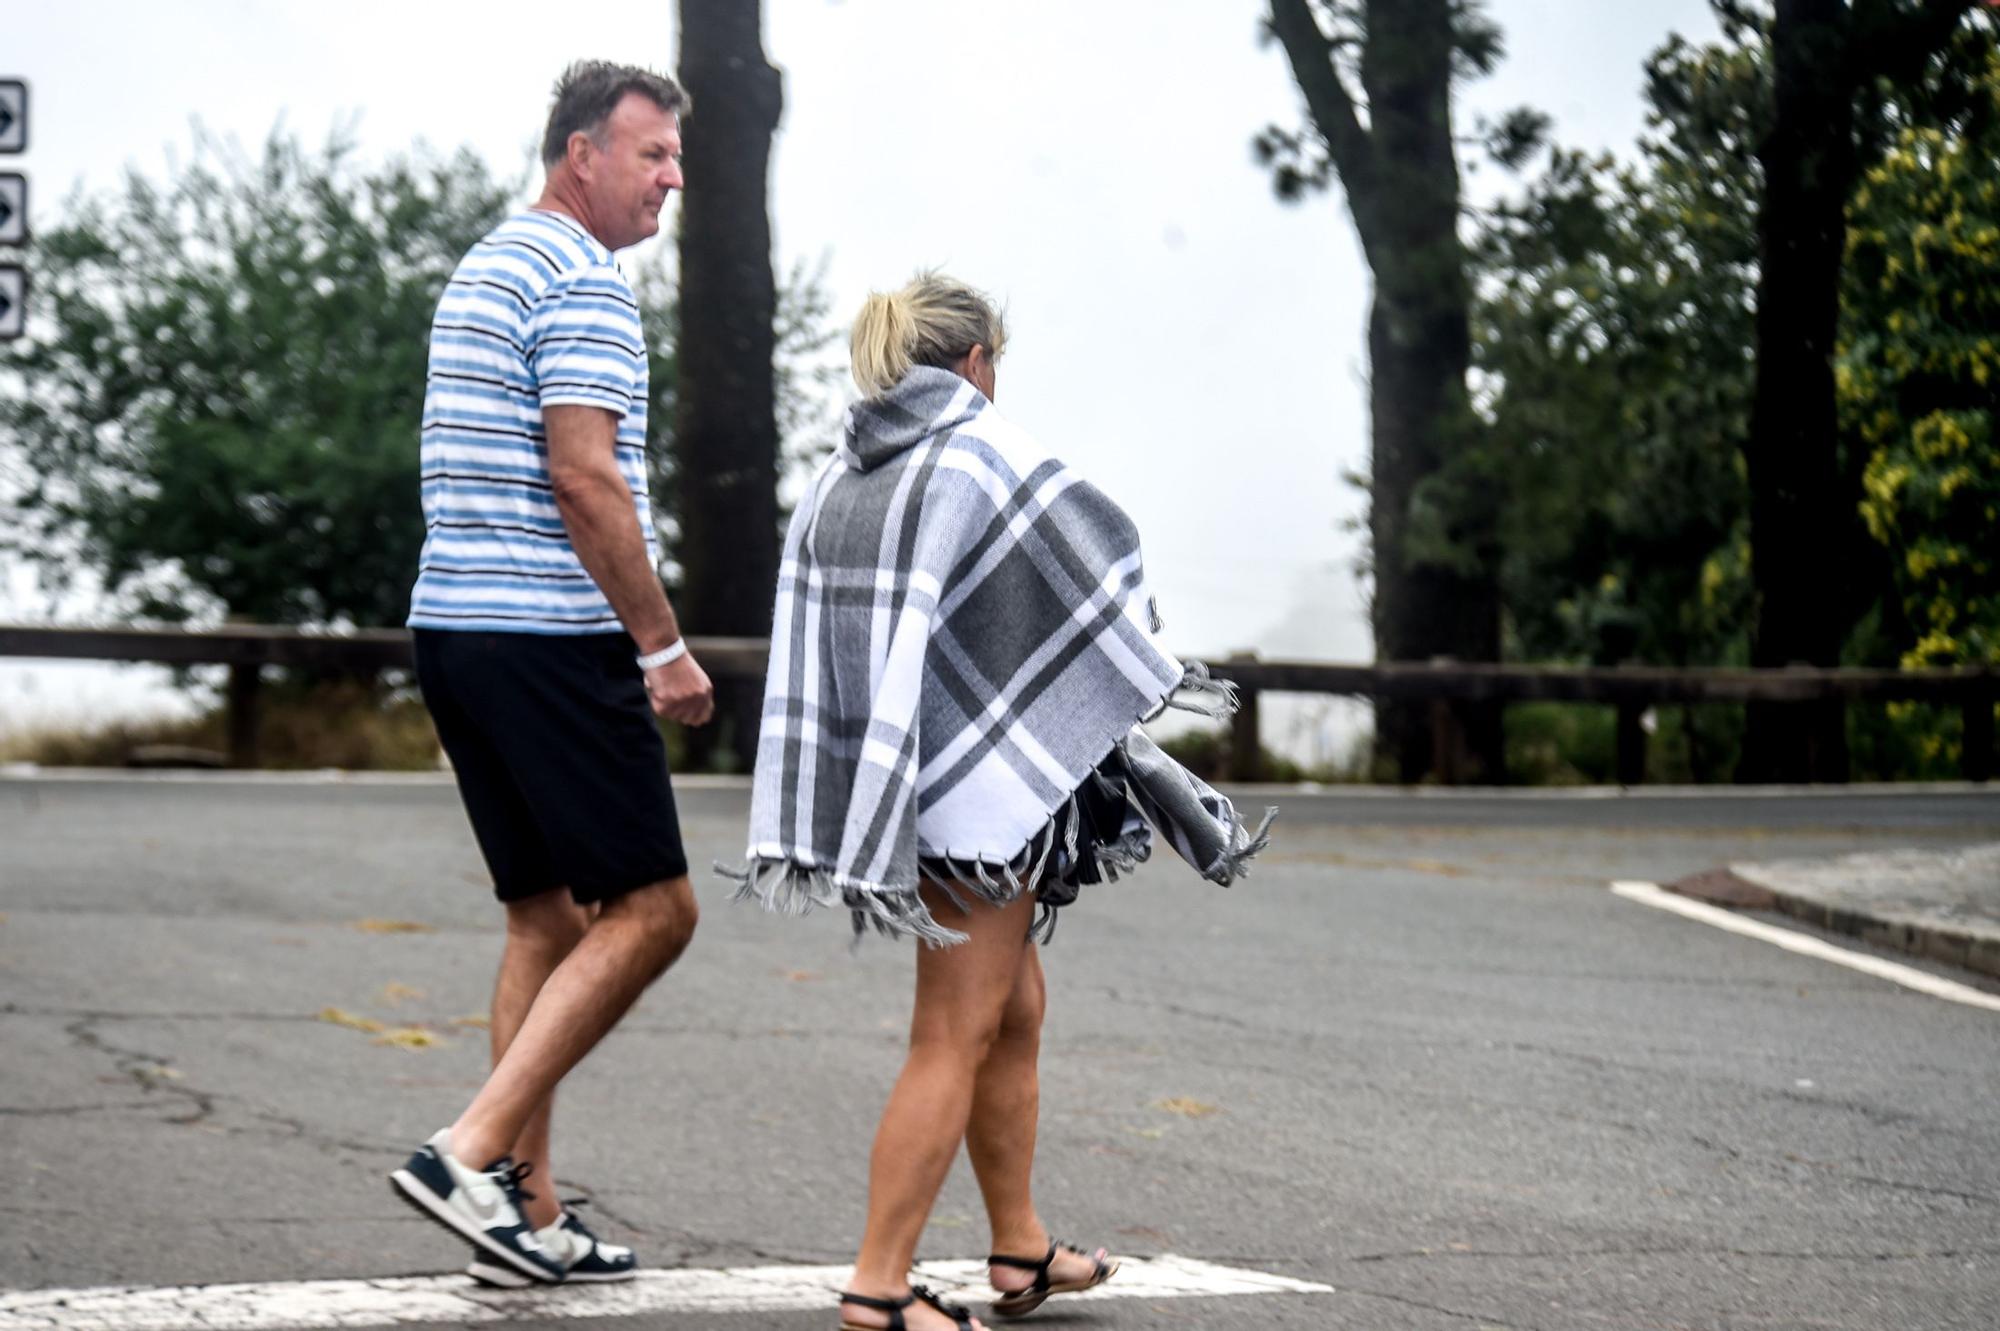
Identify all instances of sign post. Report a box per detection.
[0,78,23,340]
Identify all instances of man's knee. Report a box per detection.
[600,877,698,976]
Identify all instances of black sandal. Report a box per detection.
[839,1284,978,1331]
[986,1240,1119,1317]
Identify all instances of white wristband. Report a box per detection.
[635,640,688,670]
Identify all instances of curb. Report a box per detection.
[1666,866,2000,982]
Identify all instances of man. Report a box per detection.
[391,61,711,1287]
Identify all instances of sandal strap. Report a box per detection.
[985,1239,1059,1291]
[1064,1240,1112,1282]
[838,1288,916,1328]
[910,1283,975,1331]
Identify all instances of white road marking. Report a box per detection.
[0,1256,1333,1330]
[1610,880,2000,1012]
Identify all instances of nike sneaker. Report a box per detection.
[389,1128,563,1283]
[466,1204,639,1287]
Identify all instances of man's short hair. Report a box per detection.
[541,61,689,169]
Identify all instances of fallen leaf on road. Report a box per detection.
[1125,1126,1167,1140]
[373,1027,443,1050]
[1401,858,1471,877]
[781,969,822,982]
[380,982,425,1005]
[318,1007,385,1033]
[451,1014,490,1030]
[1153,1097,1222,1118]
[355,919,434,934]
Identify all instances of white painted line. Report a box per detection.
[0,1255,1333,1330]
[1610,880,2000,1013]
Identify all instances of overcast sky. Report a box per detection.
[0,0,1721,749]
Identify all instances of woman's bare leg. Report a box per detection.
[841,886,1036,1331]
[963,937,1108,1293]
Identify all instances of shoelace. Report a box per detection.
[494,1159,538,1206]
[558,1196,597,1240]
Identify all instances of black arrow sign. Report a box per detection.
[0,284,11,322]
[0,100,12,141]
[0,193,10,231]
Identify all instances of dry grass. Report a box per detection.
[0,679,442,770]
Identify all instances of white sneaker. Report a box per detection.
[389,1128,564,1283]
[467,1206,639,1288]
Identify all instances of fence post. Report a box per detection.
[1616,703,1647,787]
[1229,684,1263,783]
[1429,700,1466,785]
[1809,696,1850,784]
[227,663,263,768]
[1965,695,1995,784]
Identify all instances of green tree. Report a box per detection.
[1259,0,1515,782]
[0,128,516,627]
[1738,0,1980,781]
[1473,20,1766,663]
[1472,2,1995,780]
[1470,20,1765,778]
[1846,43,2000,676]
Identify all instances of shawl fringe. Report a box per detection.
[1151,660,1240,721]
[721,772,1163,948]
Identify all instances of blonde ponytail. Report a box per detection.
[849,290,919,398]
[848,271,1007,398]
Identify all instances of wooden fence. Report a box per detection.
[1,624,1994,784]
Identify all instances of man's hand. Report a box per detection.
[644,652,715,726]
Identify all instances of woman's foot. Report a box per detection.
[839,1283,984,1331]
[986,1239,1117,1316]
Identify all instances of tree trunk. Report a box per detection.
[1357,0,1504,783]
[675,0,784,772]
[1739,0,1859,783]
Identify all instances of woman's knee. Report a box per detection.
[997,983,1045,1048]
[909,1006,1009,1069]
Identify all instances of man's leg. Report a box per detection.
[447,876,697,1171]
[489,891,591,1231]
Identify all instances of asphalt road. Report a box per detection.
[3,774,1998,1330]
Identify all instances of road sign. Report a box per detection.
[0,81,24,154]
[0,265,24,339]
[0,173,24,245]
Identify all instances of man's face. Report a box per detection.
[584,93,683,250]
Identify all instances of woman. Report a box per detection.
[731,273,1272,1331]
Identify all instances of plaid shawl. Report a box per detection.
[727,366,1273,945]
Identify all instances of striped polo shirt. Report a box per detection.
[407,209,654,634]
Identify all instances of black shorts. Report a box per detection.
[414,629,689,904]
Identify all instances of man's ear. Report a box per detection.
[567,131,595,179]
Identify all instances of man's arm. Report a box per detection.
[545,403,713,725]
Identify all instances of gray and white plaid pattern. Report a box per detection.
[728,366,1272,945]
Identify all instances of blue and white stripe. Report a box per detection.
[408,210,652,634]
